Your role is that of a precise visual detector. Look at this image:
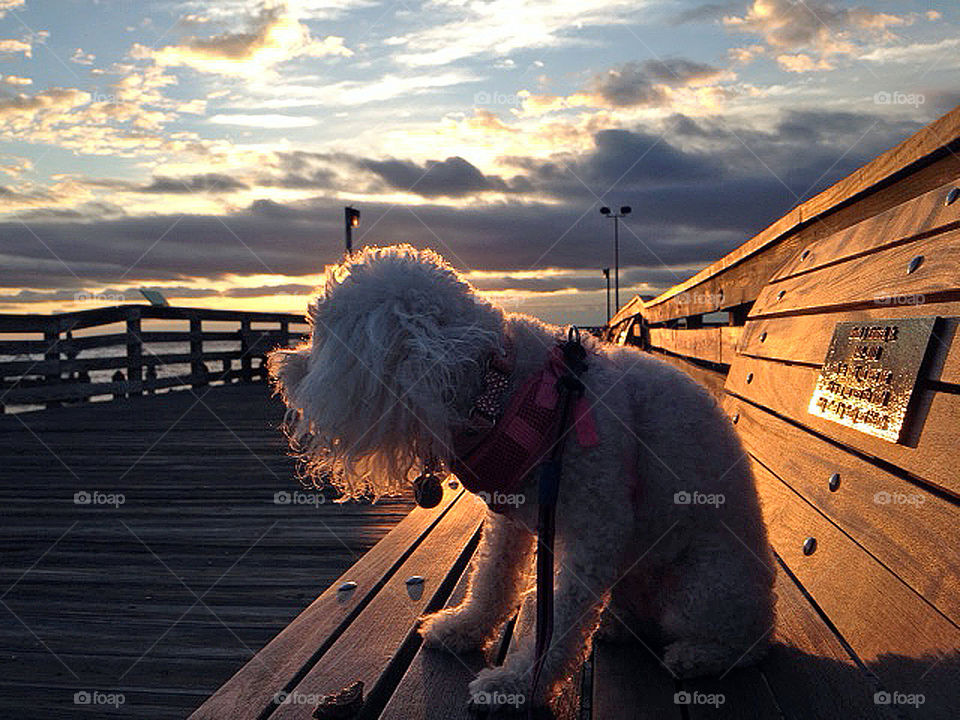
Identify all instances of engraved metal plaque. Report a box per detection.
[808,317,936,443]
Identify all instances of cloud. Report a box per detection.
[0,0,24,17]
[0,39,31,56]
[208,113,317,128]
[71,47,95,65]
[723,0,911,68]
[590,59,733,107]
[860,37,960,66]
[359,156,520,198]
[777,53,834,72]
[133,1,351,78]
[137,173,250,194]
[394,0,643,67]
[1,74,31,85]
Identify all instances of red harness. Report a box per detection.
[450,342,600,510]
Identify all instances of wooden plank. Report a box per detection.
[727,398,960,624]
[592,641,680,719]
[378,567,486,720]
[725,356,960,497]
[774,178,960,282]
[267,494,487,720]
[681,667,780,720]
[737,303,960,385]
[640,140,960,323]
[648,327,721,364]
[762,560,884,720]
[649,351,727,402]
[188,488,468,720]
[749,458,960,717]
[751,226,960,317]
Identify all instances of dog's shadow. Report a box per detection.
[414,640,960,720]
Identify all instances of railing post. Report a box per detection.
[126,308,142,398]
[43,319,61,409]
[240,318,252,382]
[279,319,289,349]
[190,316,207,388]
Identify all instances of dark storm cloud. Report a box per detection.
[359,156,521,197]
[1,109,923,303]
[140,173,249,194]
[589,59,727,108]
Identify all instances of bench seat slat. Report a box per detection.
[750,458,960,716]
[763,560,884,720]
[188,487,466,720]
[378,561,484,720]
[269,493,486,719]
[727,399,960,624]
[649,352,728,402]
[592,642,681,719]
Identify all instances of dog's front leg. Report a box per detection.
[469,555,612,710]
[420,508,534,653]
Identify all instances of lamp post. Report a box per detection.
[602,267,610,323]
[600,205,631,312]
[344,206,360,253]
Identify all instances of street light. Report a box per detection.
[602,268,610,324]
[344,206,360,253]
[600,205,631,312]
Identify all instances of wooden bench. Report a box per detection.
[192,108,960,719]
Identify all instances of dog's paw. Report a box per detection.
[467,666,530,715]
[419,609,486,654]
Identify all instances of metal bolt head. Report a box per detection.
[338,581,358,592]
[803,537,817,556]
[732,412,740,424]
[759,331,768,343]
[828,473,841,492]
[776,290,786,302]
[946,187,960,206]
[801,249,810,260]
[746,372,754,384]
[907,255,924,274]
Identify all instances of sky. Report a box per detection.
[0,0,957,325]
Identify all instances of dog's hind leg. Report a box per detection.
[657,540,775,678]
[420,509,534,654]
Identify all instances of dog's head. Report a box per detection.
[269,245,503,499]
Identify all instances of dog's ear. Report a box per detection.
[267,346,310,407]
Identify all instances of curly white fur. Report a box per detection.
[269,245,776,711]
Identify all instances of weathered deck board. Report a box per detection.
[0,384,413,720]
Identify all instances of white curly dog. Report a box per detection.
[269,245,775,714]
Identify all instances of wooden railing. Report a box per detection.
[606,105,960,400]
[0,305,310,411]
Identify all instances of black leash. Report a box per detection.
[529,327,588,716]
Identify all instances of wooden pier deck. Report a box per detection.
[0,383,412,719]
